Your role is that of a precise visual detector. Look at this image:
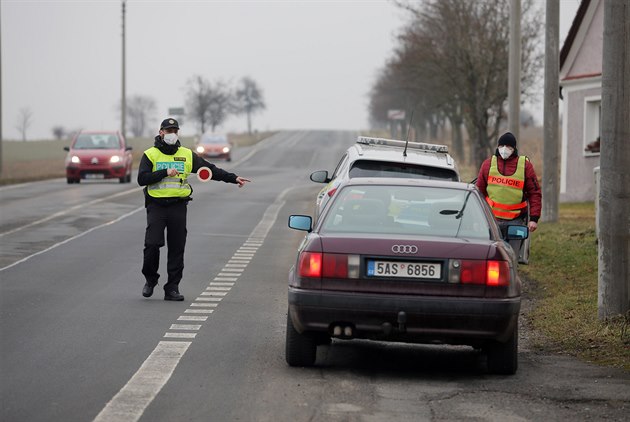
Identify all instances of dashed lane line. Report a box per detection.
[93,185,294,422]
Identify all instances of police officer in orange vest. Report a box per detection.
[476,132,541,262]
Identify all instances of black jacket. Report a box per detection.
[137,136,239,206]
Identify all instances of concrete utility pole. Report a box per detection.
[121,0,126,137]
[542,0,560,222]
[598,0,630,319]
[508,0,521,138]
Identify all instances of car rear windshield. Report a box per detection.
[320,185,490,239]
[73,134,120,149]
[349,160,459,181]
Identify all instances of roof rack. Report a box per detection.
[357,136,449,153]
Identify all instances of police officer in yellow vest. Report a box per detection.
[138,118,251,301]
[476,132,541,263]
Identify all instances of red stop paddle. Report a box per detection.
[197,167,213,182]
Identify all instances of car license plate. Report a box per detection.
[85,173,104,179]
[367,260,441,279]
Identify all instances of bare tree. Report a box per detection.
[15,107,33,141]
[207,80,233,133]
[185,75,234,134]
[235,77,266,135]
[380,0,543,167]
[127,95,157,137]
[52,126,66,140]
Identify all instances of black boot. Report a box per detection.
[164,290,184,301]
[142,283,155,298]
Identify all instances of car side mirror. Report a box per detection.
[506,225,529,240]
[310,170,330,183]
[63,146,70,151]
[288,215,312,232]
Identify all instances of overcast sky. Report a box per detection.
[2,0,581,140]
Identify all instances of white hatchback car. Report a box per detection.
[310,136,460,216]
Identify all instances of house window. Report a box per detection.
[584,97,601,155]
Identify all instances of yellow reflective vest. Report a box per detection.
[144,147,193,198]
[486,155,527,220]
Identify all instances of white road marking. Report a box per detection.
[184,309,215,314]
[220,267,244,272]
[224,264,247,268]
[210,282,235,286]
[163,333,196,339]
[190,302,219,307]
[169,324,201,331]
[213,277,238,282]
[0,187,141,238]
[177,316,209,321]
[195,297,222,302]
[206,287,231,291]
[93,341,190,422]
[0,206,144,272]
[201,292,228,296]
[217,272,239,277]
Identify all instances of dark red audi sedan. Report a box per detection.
[286,178,528,374]
[63,131,133,184]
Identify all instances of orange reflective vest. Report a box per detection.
[486,155,527,220]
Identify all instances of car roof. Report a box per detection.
[347,136,457,171]
[341,176,475,191]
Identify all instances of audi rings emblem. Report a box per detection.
[391,245,418,254]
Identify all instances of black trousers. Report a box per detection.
[142,202,188,292]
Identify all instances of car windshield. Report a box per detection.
[349,160,459,181]
[73,134,120,149]
[320,185,490,239]
[201,135,228,144]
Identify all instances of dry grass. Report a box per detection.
[521,202,630,370]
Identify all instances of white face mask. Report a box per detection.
[163,132,179,145]
[498,146,514,160]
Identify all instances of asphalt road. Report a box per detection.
[1,130,628,422]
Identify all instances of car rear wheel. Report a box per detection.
[485,325,518,375]
[285,311,317,367]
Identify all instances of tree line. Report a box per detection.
[44,75,265,141]
[369,0,543,167]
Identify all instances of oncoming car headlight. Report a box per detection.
[222,146,230,154]
[71,156,80,164]
[109,155,121,164]
[196,146,205,154]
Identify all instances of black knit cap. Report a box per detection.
[498,132,517,148]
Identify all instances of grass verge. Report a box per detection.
[521,202,629,370]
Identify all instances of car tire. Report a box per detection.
[486,325,518,375]
[67,178,73,184]
[285,311,317,367]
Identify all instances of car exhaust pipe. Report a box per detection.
[397,311,407,333]
[331,324,354,338]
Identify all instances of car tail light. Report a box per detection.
[298,252,322,277]
[486,260,510,286]
[450,259,510,286]
[297,252,359,279]
[323,253,347,278]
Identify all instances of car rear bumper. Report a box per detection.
[66,165,128,179]
[288,287,520,344]
[200,152,231,160]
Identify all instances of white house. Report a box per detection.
[559,0,603,202]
